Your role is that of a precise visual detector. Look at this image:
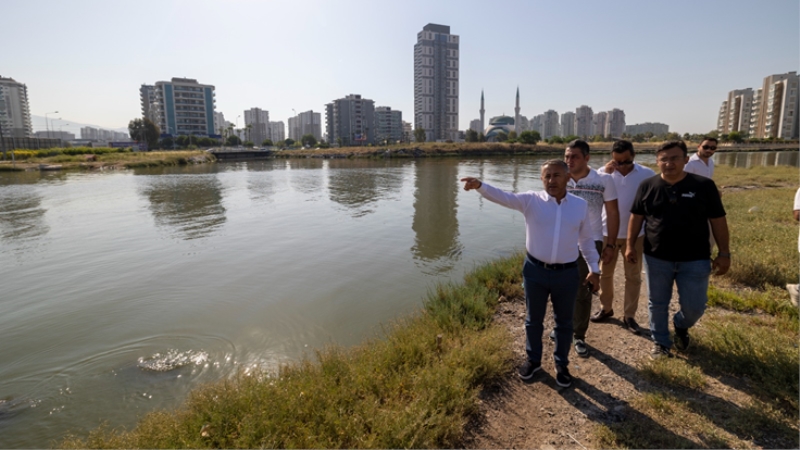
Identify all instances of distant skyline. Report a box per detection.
[3,0,798,135]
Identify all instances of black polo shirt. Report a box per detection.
[630,173,725,262]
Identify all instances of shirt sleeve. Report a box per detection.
[794,188,800,210]
[577,205,600,273]
[601,172,618,202]
[630,181,648,216]
[705,179,726,219]
[477,182,530,214]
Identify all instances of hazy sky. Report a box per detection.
[3,0,798,135]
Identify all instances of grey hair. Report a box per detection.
[541,159,568,172]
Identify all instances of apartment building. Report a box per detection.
[0,76,32,138]
[374,106,403,143]
[414,23,459,141]
[269,121,285,143]
[142,77,216,137]
[560,111,575,137]
[575,105,593,138]
[625,122,669,135]
[751,72,799,139]
[288,110,322,141]
[244,108,270,145]
[592,111,608,137]
[325,94,375,146]
[605,108,626,138]
[542,110,559,139]
[469,119,482,133]
[717,89,754,134]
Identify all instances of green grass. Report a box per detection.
[60,258,519,449]
[712,164,798,188]
[640,358,707,390]
[708,284,797,320]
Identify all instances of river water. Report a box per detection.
[0,152,795,447]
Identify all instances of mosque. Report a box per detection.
[479,87,522,141]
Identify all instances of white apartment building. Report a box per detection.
[213,112,226,135]
[244,108,270,145]
[748,89,762,137]
[402,120,413,142]
[542,110,559,139]
[530,114,544,135]
[717,89,754,134]
[625,122,669,135]
[605,108,626,138]
[34,130,75,140]
[142,77,216,137]
[374,106,403,143]
[0,76,33,138]
[560,111,575,137]
[752,71,799,139]
[269,121,285,143]
[592,111,608,137]
[469,119,481,133]
[288,110,322,141]
[575,105,593,138]
[414,23,459,141]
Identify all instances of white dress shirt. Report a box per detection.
[477,182,600,273]
[567,167,618,241]
[685,153,714,178]
[602,163,656,239]
[794,187,800,252]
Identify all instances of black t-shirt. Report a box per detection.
[630,173,725,261]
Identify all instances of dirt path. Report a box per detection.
[463,258,756,449]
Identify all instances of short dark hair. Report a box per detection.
[541,159,568,173]
[612,140,635,156]
[656,140,688,157]
[701,136,719,144]
[566,139,590,157]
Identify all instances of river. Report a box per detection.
[0,152,795,447]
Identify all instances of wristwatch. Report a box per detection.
[717,252,731,258]
[605,243,615,250]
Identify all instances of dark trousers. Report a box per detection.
[523,257,580,367]
[573,240,604,340]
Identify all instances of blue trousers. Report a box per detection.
[523,258,579,367]
[644,255,711,348]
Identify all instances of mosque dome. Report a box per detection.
[489,115,515,126]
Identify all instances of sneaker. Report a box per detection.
[555,365,573,388]
[674,327,690,351]
[518,360,542,381]
[549,329,556,341]
[650,343,673,359]
[590,308,614,323]
[624,317,641,335]
[573,338,589,358]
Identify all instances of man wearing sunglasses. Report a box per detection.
[591,140,655,334]
[685,137,718,179]
[626,141,730,359]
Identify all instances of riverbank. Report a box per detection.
[58,164,798,448]
[0,150,214,171]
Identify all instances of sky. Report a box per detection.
[3,0,799,136]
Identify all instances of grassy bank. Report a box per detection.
[0,149,214,170]
[61,164,798,448]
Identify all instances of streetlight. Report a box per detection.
[45,111,58,140]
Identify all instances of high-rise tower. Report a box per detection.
[480,89,485,132]
[414,24,459,141]
[514,86,521,133]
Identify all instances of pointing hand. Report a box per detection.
[460,177,482,191]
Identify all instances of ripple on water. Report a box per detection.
[137,349,210,372]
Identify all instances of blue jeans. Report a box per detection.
[644,255,711,348]
[523,257,579,367]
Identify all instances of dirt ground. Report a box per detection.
[462,258,761,449]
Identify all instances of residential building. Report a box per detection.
[288,110,322,141]
[575,105,593,138]
[374,106,403,143]
[748,89,762,137]
[469,119,482,133]
[244,108,270,145]
[530,114,544,135]
[213,111,226,135]
[625,122,669,135]
[147,77,217,137]
[414,23,459,141]
[751,71,799,139]
[560,111,575,137]
[0,76,32,138]
[140,84,158,123]
[325,94,375,146]
[605,108,626,138]
[517,115,529,133]
[592,111,608,137]
[717,89,754,134]
[34,130,75,140]
[402,120,413,142]
[80,126,128,142]
[269,121,285,143]
[542,110,559,139]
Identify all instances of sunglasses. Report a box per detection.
[616,160,634,166]
[701,145,717,150]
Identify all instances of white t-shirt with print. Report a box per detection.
[567,167,618,242]
[602,163,656,239]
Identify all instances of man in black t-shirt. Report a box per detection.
[625,141,730,359]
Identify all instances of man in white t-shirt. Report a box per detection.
[685,137,717,178]
[592,140,655,334]
[789,188,800,306]
[560,139,619,358]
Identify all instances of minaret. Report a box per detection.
[514,86,521,133]
[479,89,485,132]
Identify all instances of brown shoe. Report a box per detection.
[624,317,641,335]
[590,308,614,323]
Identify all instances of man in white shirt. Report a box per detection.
[789,188,800,305]
[684,137,717,178]
[591,140,655,334]
[461,159,600,389]
[562,140,619,358]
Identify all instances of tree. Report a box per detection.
[518,130,540,144]
[243,141,255,147]
[284,138,295,146]
[562,135,579,143]
[508,131,518,140]
[478,132,486,142]
[318,140,331,149]
[301,134,317,147]
[128,118,160,150]
[727,131,744,143]
[547,136,564,144]
[495,131,508,142]
[336,137,343,148]
[226,135,242,146]
[465,129,479,142]
[262,139,274,146]
[414,127,426,143]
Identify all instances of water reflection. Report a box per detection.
[245,160,280,202]
[138,171,226,240]
[327,159,405,217]
[411,160,462,273]
[0,172,50,250]
[288,158,325,195]
[715,151,799,168]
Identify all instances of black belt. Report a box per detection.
[527,253,578,270]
